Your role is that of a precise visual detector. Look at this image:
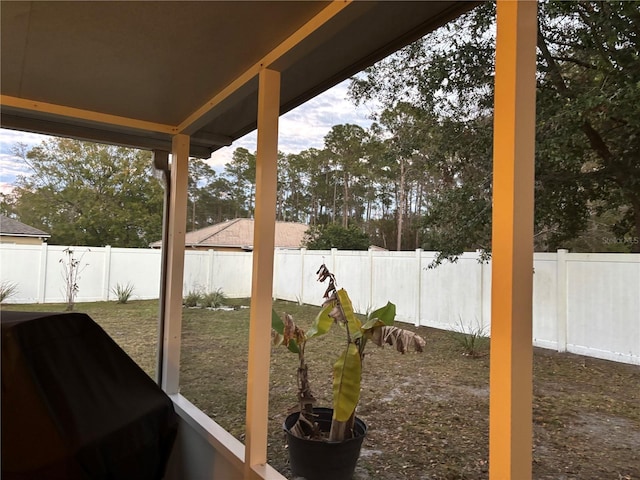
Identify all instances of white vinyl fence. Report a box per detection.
[1,244,638,365]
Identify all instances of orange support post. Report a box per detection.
[245,68,281,478]
[489,1,538,479]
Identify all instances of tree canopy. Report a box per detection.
[8,138,164,248]
[4,1,639,256]
[349,0,640,257]
[303,224,371,251]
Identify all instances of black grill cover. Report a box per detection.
[2,311,178,480]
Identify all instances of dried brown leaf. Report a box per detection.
[317,263,337,300]
[271,330,283,346]
[282,313,305,347]
[328,304,344,324]
[371,326,426,353]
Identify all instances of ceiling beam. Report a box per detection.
[176,0,353,136]
[0,113,213,158]
[0,94,176,135]
[190,131,233,148]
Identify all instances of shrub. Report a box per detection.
[112,282,135,304]
[201,288,227,309]
[183,290,202,308]
[0,281,18,303]
[450,319,489,358]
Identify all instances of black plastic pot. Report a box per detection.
[283,407,367,480]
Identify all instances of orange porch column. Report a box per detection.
[489,1,538,479]
[161,134,190,394]
[245,67,280,479]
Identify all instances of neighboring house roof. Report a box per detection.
[0,215,50,239]
[151,218,308,250]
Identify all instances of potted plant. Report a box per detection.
[272,264,426,480]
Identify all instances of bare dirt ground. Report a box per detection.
[10,300,637,479]
[261,305,640,480]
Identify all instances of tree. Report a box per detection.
[223,147,256,217]
[305,148,340,225]
[186,158,239,230]
[350,1,640,256]
[12,138,163,247]
[376,103,438,250]
[303,224,370,251]
[323,125,369,228]
[277,151,312,223]
[0,192,16,217]
[194,176,239,225]
[536,1,640,252]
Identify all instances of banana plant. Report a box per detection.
[272,264,425,442]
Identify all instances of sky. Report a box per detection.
[0,79,378,194]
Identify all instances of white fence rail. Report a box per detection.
[1,245,638,365]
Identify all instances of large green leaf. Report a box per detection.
[306,301,335,339]
[271,309,285,334]
[336,289,362,338]
[332,343,361,422]
[285,338,300,354]
[370,302,396,325]
[361,318,384,333]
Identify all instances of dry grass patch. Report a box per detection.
[4,300,639,479]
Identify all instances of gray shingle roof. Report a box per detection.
[0,215,50,237]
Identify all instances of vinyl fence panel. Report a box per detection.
[564,254,640,363]
[1,244,638,365]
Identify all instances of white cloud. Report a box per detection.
[0,130,49,185]
[0,153,31,185]
[208,133,257,173]
[0,130,48,154]
[279,79,377,150]
[207,79,377,172]
[0,182,15,195]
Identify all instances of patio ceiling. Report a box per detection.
[1,1,476,158]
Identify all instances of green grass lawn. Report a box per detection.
[3,299,639,480]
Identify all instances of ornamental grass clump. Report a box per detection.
[183,290,202,308]
[111,282,135,304]
[0,281,18,303]
[450,319,489,358]
[200,288,227,309]
[272,264,426,442]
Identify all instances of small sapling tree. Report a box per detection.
[60,248,89,311]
